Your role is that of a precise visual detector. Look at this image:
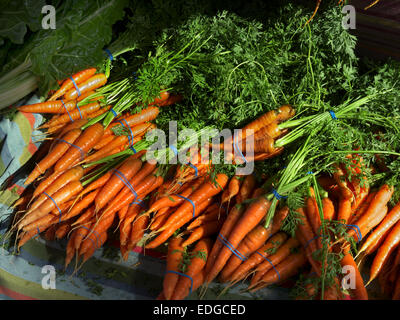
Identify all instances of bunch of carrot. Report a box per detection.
[8,66,182,267]
[211,104,296,163]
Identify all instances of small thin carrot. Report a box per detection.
[236,174,256,204]
[64,73,107,100]
[18,100,77,114]
[49,68,97,101]
[182,218,226,247]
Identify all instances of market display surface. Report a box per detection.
[0,0,399,300]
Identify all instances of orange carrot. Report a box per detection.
[42,102,101,128]
[170,238,212,300]
[338,197,352,224]
[81,232,108,264]
[249,237,301,288]
[18,100,77,114]
[221,175,242,204]
[119,204,142,246]
[93,135,115,150]
[126,213,150,250]
[170,269,206,300]
[19,180,83,230]
[305,188,321,236]
[163,236,185,300]
[64,73,107,100]
[204,205,245,276]
[340,252,368,300]
[236,175,256,204]
[94,157,142,211]
[348,191,376,225]
[228,232,288,284]
[49,68,97,101]
[28,166,84,213]
[359,200,400,255]
[369,219,400,284]
[205,196,271,284]
[25,129,82,185]
[182,218,226,247]
[54,123,104,172]
[219,224,271,283]
[249,249,307,292]
[322,196,335,221]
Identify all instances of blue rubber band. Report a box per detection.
[255,251,281,281]
[233,132,247,164]
[132,71,138,80]
[69,76,81,97]
[110,108,118,117]
[271,188,287,200]
[129,146,137,154]
[76,233,97,250]
[34,227,41,239]
[113,169,138,200]
[329,110,337,120]
[174,194,196,218]
[75,103,83,119]
[130,198,147,209]
[307,171,314,175]
[165,270,193,294]
[218,233,247,262]
[117,119,134,146]
[169,145,179,156]
[188,162,198,177]
[104,48,114,61]
[177,181,183,186]
[346,224,362,242]
[43,191,63,223]
[78,226,100,249]
[60,100,74,122]
[304,235,320,249]
[55,138,85,160]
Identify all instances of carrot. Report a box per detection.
[65,232,78,268]
[54,123,104,172]
[170,269,206,300]
[78,213,116,255]
[19,181,83,230]
[104,174,163,219]
[81,232,108,264]
[368,219,400,284]
[103,163,157,214]
[93,135,115,150]
[49,68,97,101]
[364,224,394,256]
[72,206,96,227]
[359,200,400,255]
[51,119,87,139]
[305,188,321,236]
[182,218,226,247]
[42,102,101,128]
[348,191,376,225]
[232,105,295,144]
[146,177,205,216]
[18,225,48,249]
[149,208,173,232]
[236,174,256,204]
[249,249,307,292]
[219,224,271,283]
[295,207,321,275]
[28,166,84,213]
[340,252,368,300]
[64,73,107,100]
[25,129,82,185]
[347,184,393,242]
[204,205,245,276]
[221,175,242,204]
[267,205,290,238]
[163,236,186,299]
[322,196,335,221]
[55,221,72,240]
[18,100,77,114]
[145,175,228,249]
[333,164,354,200]
[186,205,226,231]
[94,157,142,211]
[126,213,150,251]
[155,174,228,232]
[228,232,288,284]
[337,197,352,224]
[31,170,64,201]
[249,237,301,288]
[170,238,212,300]
[76,90,96,102]
[84,123,151,163]
[205,196,271,284]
